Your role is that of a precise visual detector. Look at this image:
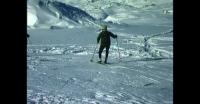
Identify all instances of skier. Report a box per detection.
[27,33,30,38]
[27,33,31,44]
[97,25,117,64]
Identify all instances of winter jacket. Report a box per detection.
[97,30,117,46]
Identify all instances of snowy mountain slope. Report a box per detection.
[57,0,172,9]
[27,25,173,104]
[27,0,173,104]
[27,0,97,29]
[27,0,172,29]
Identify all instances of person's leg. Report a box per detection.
[99,45,105,62]
[104,46,110,63]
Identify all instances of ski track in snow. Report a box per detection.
[27,28,173,104]
[27,0,173,103]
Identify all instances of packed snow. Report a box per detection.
[27,0,173,104]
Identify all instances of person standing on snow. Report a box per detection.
[97,25,117,64]
[27,33,31,44]
[27,33,30,38]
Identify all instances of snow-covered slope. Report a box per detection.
[27,0,172,29]
[27,0,97,29]
[27,0,173,104]
[27,26,173,104]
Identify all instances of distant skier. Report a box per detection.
[97,25,117,64]
[27,33,31,44]
[27,33,30,38]
[144,37,150,52]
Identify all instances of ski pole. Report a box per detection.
[90,44,98,62]
[116,38,121,62]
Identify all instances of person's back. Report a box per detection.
[97,25,117,63]
[97,30,116,46]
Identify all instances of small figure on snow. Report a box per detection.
[27,33,30,38]
[97,25,117,64]
[144,37,150,52]
[27,33,31,44]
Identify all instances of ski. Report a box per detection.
[95,61,113,65]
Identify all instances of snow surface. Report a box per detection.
[27,0,173,104]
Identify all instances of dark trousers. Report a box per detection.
[99,45,110,62]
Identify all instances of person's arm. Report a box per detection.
[110,32,117,38]
[97,32,102,43]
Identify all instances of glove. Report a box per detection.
[115,35,118,38]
